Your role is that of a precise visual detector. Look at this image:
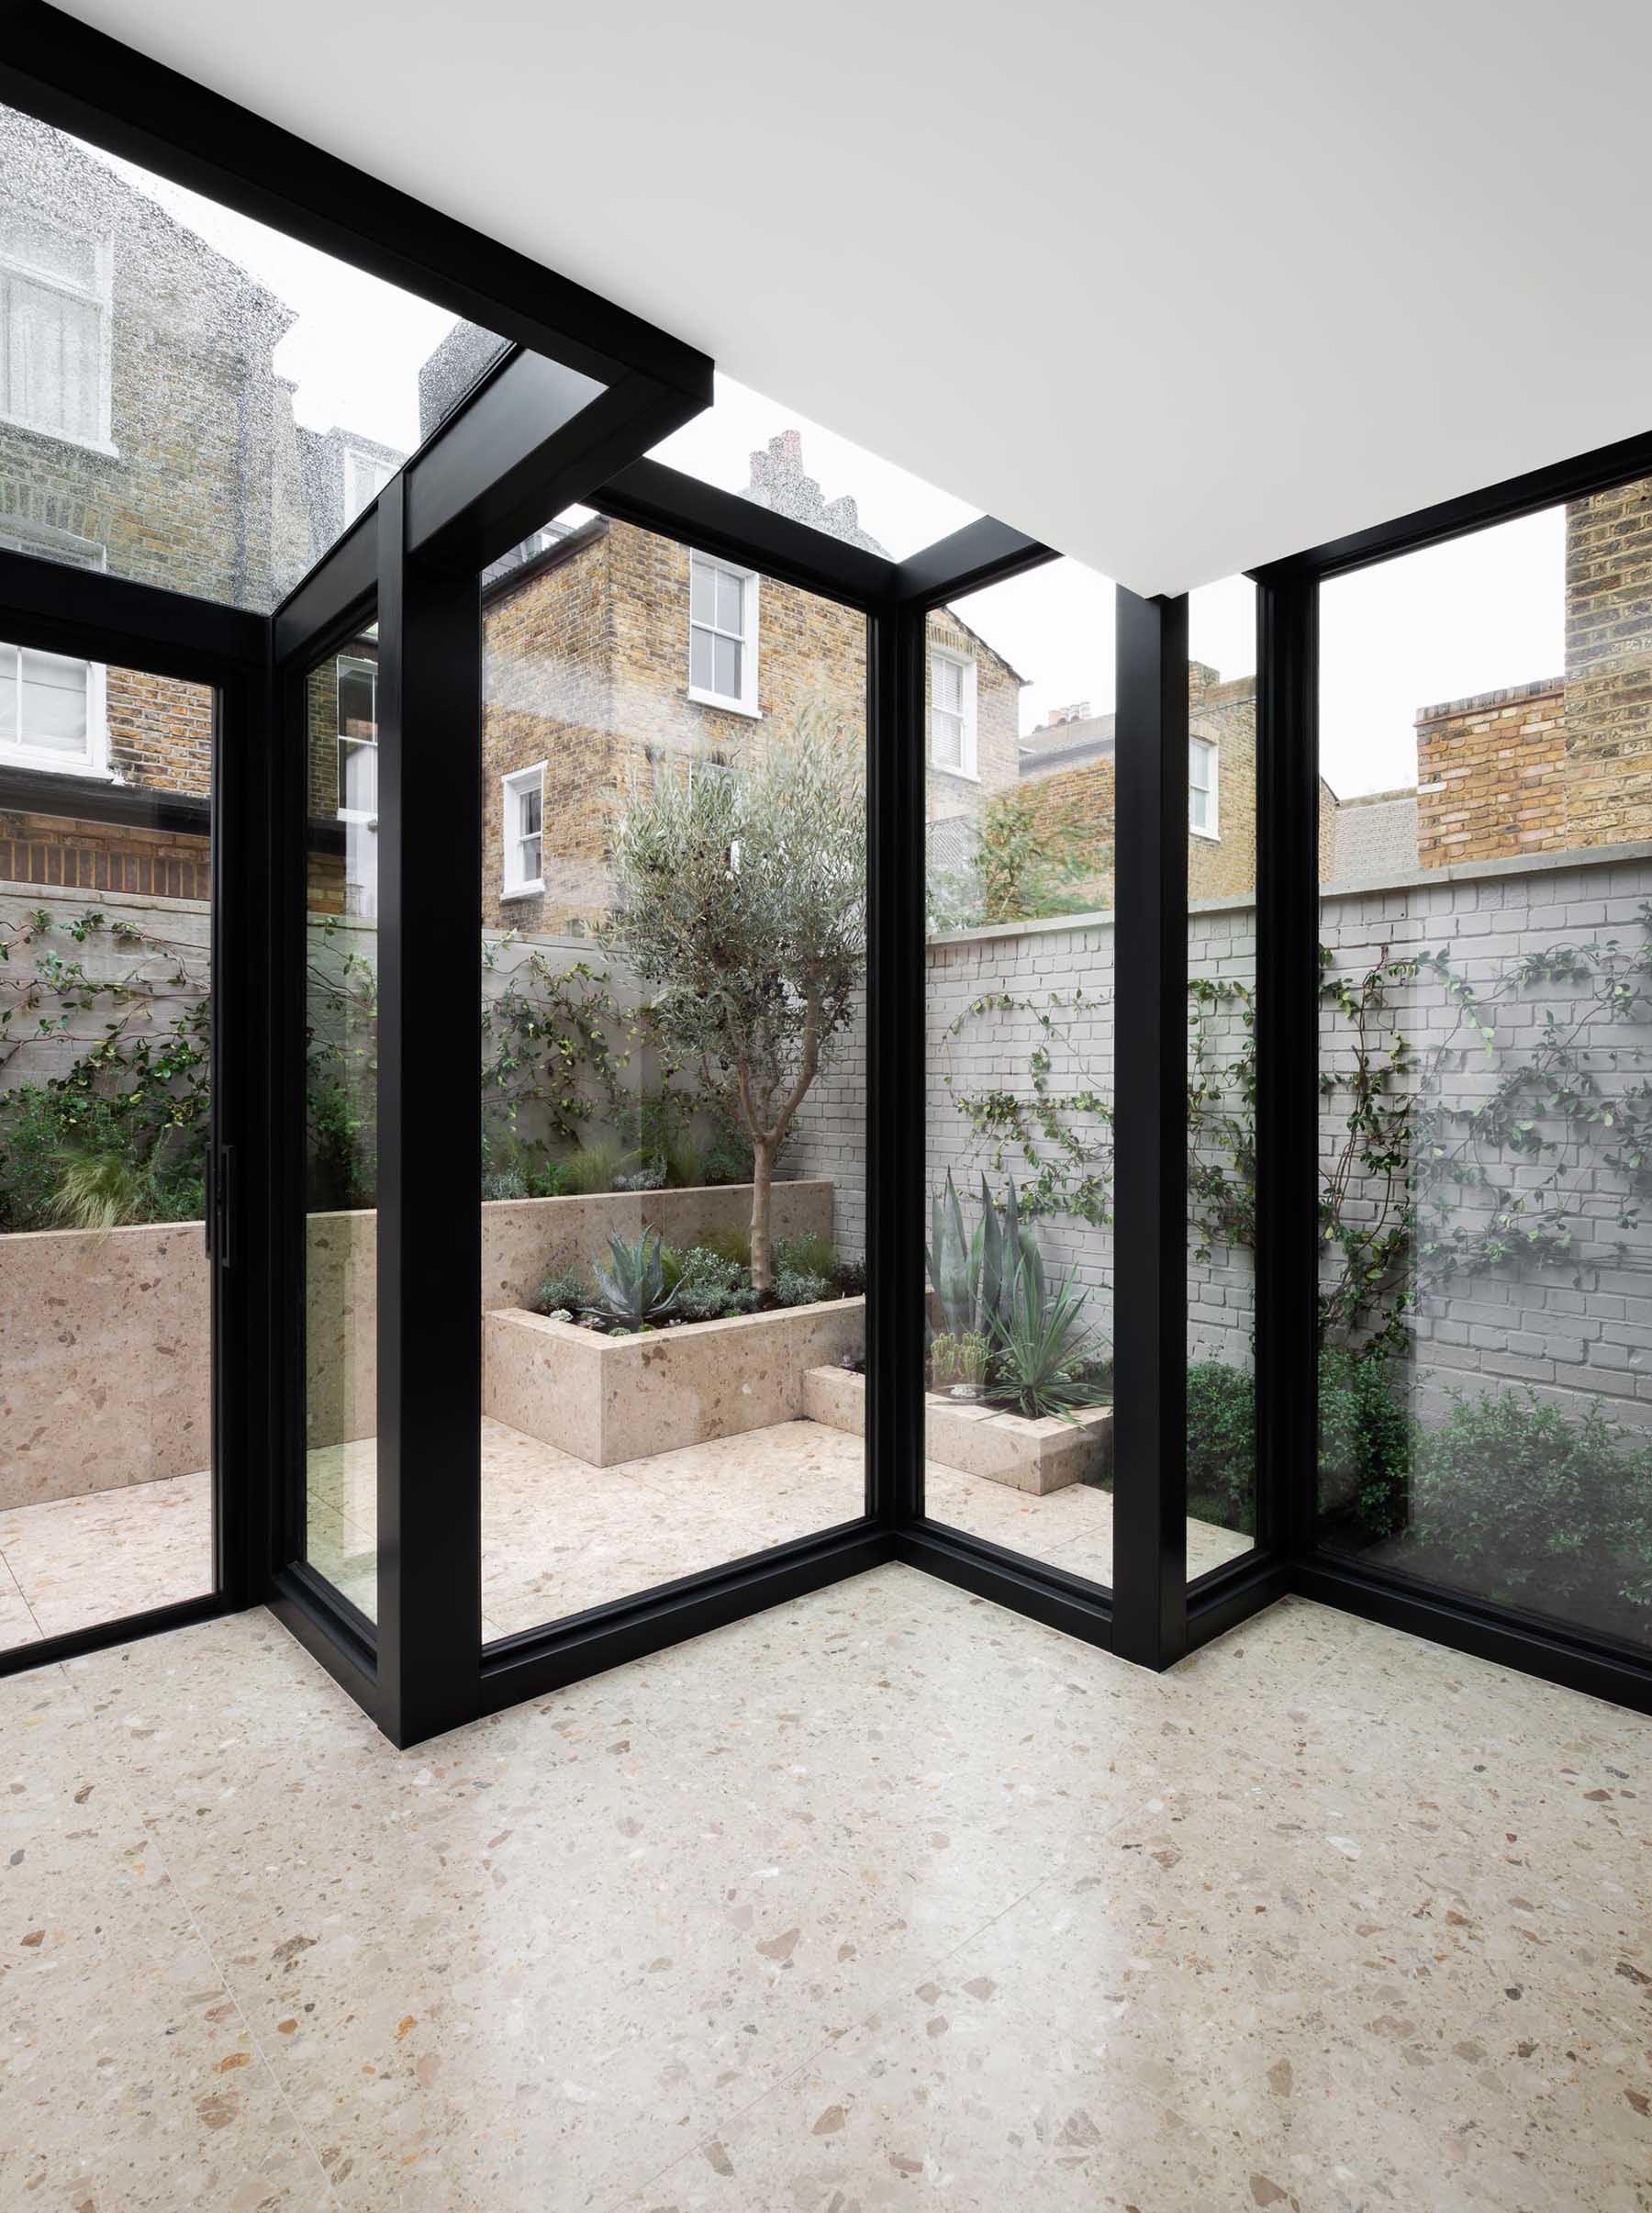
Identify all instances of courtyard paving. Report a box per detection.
[0,1418,1253,1650]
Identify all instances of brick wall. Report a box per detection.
[106,667,214,793]
[1415,681,1567,866]
[0,106,309,615]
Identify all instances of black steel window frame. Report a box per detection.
[0,552,270,1682]
[6,2,1649,1728]
[1252,424,1652,1720]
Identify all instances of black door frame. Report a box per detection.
[5,2,1651,1727]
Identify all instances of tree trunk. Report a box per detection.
[749,1133,778,1295]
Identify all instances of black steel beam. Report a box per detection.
[271,509,377,667]
[1,4,713,403]
[0,546,262,678]
[595,457,897,609]
[407,368,702,579]
[1267,425,1652,583]
[894,518,1055,609]
[1111,587,1190,1668]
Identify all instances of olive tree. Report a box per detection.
[605,710,866,1292]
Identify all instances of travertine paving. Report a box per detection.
[2,1574,1646,2209]
[0,1418,1252,1649]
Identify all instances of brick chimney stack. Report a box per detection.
[741,430,888,555]
[1040,701,1091,729]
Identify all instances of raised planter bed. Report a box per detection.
[485,1296,865,1468]
[802,1364,1112,1495]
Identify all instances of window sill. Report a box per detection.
[931,761,981,784]
[0,411,119,463]
[0,749,115,781]
[686,687,761,720]
[1190,824,1222,842]
[500,881,545,901]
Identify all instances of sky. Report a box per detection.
[87,137,1568,793]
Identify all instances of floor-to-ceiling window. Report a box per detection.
[0,653,218,1650]
[920,557,1122,1582]
[475,514,871,1638]
[1314,481,1652,1653]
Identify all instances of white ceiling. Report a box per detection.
[62,0,1652,596]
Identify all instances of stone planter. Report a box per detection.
[802,1364,1112,1495]
[485,1297,865,1468]
[0,1179,836,1509]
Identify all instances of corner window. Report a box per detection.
[930,647,977,777]
[0,643,106,776]
[335,655,379,821]
[501,761,545,898]
[1189,734,1219,837]
[0,206,112,449]
[687,552,759,714]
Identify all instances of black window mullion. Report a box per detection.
[1111,587,1190,1668]
[375,474,484,1747]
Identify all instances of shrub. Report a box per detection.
[775,1267,832,1308]
[0,1087,77,1232]
[613,1162,667,1192]
[836,1257,868,1299]
[1409,1389,1652,1629]
[537,1264,589,1317]
[1186,1362,1257,1535]
[776,1232,837,1282]
[1318,1346,1416,1540]
[675,1245,753,1321]
[525,1159,568,1199]
[703,1137,753,1187]
[695,1225,752,1269]
[558,1138,633,1196]
[483,1168,529,1202]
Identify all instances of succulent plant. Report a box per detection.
[927,1170,1044,1341]
[583,1227,685,1328]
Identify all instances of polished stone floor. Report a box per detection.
[1,1573,1646,2210]
[0,1418,1252,1649]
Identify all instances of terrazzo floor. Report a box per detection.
[0,1418,1254,1651]
[2,1570,1647,2210]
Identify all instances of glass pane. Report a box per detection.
[714,565,743,634]
[478,519,868,1640]
[932,708,961,767]
[923,560,1119,1582]
[338,736,377,816]
[689,557,713,625]
[689,625,713,692]
[1315,486,1652,1650]
[11,279,100,443]
[0,644,14,737]
[0,658,216,1654]
[713,631,741,699]
[1187,575,1259,1579]
[651,373,980,561]
[304,632,381,1619]
[0,103,523,609]
[521,785,541,837]
[1,206,98,287]
[338,664,375,732]
[19,650,87,748]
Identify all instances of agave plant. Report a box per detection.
[986,1265,1106,1421]
[926,1170,1044,1341]
[583,1227,686,1329]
